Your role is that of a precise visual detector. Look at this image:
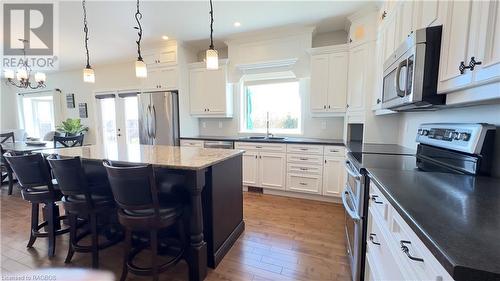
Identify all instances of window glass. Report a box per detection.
[20,95,54,138]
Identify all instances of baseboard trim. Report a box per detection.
[211,220,245,268]
[243,186,341,203]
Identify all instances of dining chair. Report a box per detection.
[3,153,69,257]
[0,132,15,143]
[47,155,122,268]
[53,135,84,148]
[1,145,15,195]
[103,161,186,281]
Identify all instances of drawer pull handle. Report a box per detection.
[330,150,339,152]
[369,233,381,245]
[400,240,424,262]
[371,195,384,204]
[299,168,308,171]
[299,158,308,161]
[256,146,263,148]
[300,148,308,151]
[299,182,308,186]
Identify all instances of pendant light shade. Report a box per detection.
[206,49,219,70]
[17,68,28,80]
[206,0,218,70]
[35,72,47,83]
[4,69,15,79]
[83,67,95,83]
[135,60,147,78]
[82,0,95,83]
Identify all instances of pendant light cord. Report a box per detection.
[82,0,91,68]
[135,0,143,61]
[209,0,214,50]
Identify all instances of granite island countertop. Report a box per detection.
[367,168,500,281]
[40,144,244,170]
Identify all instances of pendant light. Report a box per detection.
[134,0,147,78]
[81,0,95,83]
[206,0,218,70]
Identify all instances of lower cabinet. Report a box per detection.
[322,157,345,196]
[287,173,322,194]
[259,153,286,190]
[242,150,259,186]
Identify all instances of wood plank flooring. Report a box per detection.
[0,184,350,281]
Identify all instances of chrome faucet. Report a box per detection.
[266,112,274,138]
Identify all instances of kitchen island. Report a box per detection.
[40,144,245,281]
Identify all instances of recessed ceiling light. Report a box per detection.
[161,35,169,40]
[233,22,241,27]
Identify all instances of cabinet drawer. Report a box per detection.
[287,154,323,166]
[286,174,322,194]
[235,142,286,153]
[324,145,345,157]
[287,163,322,176]
[389,208,453,281]
[369,182,391,224]
[180,140,204,148]
[287,144,324,155]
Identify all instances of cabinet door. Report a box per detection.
[372,32,385,109]
[398,1,415,45]
[474,0,500,84]
[327,53,348,112]
[159,67,178,90]
[383,13,397,62]
[141,69,161,90]
[347,44,368,112]
[310,54,329,112]
[418,1,440,28]
[322,157,344,197]
[437,0,474,93]
[189,68,206,114]
[259,153,286,190]
[242,151,259,186]
[205,67,226,113]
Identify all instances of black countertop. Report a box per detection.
[346,141,416,155]
[180,135,344,146]
[367,168,500,281]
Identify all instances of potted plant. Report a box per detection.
[56,118,89,136]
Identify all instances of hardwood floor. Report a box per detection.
[0,184,350,281]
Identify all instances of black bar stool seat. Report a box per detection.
[3,153,69,258]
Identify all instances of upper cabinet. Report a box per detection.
[437,0,500,96]
[188,60,233,118]
[309,45,348,115]
[347,43,371,113]
[142,43,177,68]
[141,67,179,91]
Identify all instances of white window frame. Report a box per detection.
[16,89,62,138]
[239,74,303,135]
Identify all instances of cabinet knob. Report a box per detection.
[349,38,353,43]
[381,10,387,20]
[468,56,482,71]
[346,104,350,108]
[459,61,470,74]
[323,105,326,109]
[377,98,381,104]
[328,105,331,109]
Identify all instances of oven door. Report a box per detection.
[342,188,362,281]
[344,159,363,211]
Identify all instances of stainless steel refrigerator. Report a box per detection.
[138,91,179,146]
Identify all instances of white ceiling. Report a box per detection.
[56,1,371,70]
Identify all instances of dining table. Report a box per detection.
[39,143,245,281]
[0,140,55,154]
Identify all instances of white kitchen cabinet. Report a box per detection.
[437,0,475,93]
[180,139,204,147]
[397,1,415,46]
[473,0,500,85]
[382,11,397,63]
[347,43,369,113]
[141,67,178,91]
[322,157,344,197]
[414,0,440,29]
[372,30,385,110]
[259,152,286,190]
[287,173,322,194]
[188,60,233,117]
[242,151,259,186]
[310,47,348,114]
[142,44,177,68]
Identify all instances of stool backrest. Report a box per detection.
[47,155,89,196]
[54,135,84,148]
[103,160,160,214]
[4,153,55,192]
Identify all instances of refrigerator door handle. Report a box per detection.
[152,105,157,139]
[146,105,151,138]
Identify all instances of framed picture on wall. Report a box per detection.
[78,103,88,118]
[66,93,75,108]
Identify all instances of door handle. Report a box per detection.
[341,189,360,223]
[370,195,384,204]
[400,240,424,262]
[369,233,381,245]
[146,105,151,138]
[344,161,361,179]
[152,105,157,139]
[395,59,408,97]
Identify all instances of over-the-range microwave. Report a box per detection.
[382,26,445,111]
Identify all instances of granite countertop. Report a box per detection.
[40,144,244,170]
[367,168,500,281]
[180,135,344,146]
[346,141,416,155]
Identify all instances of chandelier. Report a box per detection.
[4,39,47,89]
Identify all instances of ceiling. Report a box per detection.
[54,1,371,70]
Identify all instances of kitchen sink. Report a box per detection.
[239,136,287,141]
[245,136,266,139]
[266,137,286,140]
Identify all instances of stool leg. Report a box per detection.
[150,229,158,281]
[119,229,131,281]
[65,213,76,264]
[7,169,13,195]
[27,203,39,248]
[90,214,99,269]
[47,203,56,258]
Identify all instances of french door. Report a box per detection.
[95,91,139,159]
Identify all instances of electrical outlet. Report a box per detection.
[218,122,223,129]
[202,122,206,128]
[321,121,327,130]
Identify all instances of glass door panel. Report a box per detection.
[97,98,118,159]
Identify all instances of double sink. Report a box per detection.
[239,136,287,141]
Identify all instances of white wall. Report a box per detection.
[398,103,500,177]
[312,30,348,47]
[0,82,19,130]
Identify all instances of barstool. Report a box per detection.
[47,155,122,268]
[103,161,186,281]
[3,153,69,257]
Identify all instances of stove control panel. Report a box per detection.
[416,123,495,154]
